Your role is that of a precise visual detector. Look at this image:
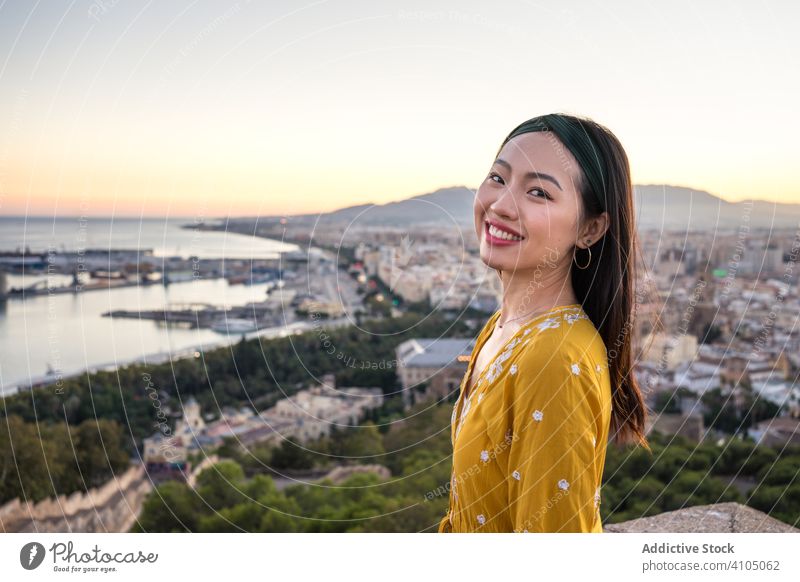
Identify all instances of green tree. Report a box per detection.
[334,422,385,461]
[132,481,202,532]
[268,437,316,470]
[193,460,250,510]
[72,418,131,487]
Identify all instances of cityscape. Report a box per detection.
[1,183,799,533]
[1,0,799,558]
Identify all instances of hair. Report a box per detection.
[495,112,656,450]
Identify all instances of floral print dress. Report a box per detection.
[437,304,612,533]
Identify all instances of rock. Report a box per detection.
[604,502,798,533]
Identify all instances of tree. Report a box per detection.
[333,422,385,461]
[194,460,248,511]
[72,419,130,487]
[268,437,316,470]
[701,323,722,344]
[132,481,202,532]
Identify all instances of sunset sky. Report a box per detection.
[0,0,798,218]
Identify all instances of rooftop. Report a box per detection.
[396,338,475,367]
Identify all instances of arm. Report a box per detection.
[504,351,605,532]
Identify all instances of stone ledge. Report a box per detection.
[604,502,798,533]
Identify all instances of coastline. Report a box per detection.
[0,316,353,399]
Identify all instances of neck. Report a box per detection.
[497,266,578,327]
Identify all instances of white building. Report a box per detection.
[261,375,383,442]
[396,337,474,407]
[641,332,699,372]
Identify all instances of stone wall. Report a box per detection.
[0,456,226,533]
[0,464,152,533]
[604,502,798,533]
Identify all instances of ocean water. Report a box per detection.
[0,216,301,394]
[0,215,293,259]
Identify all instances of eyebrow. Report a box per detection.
[493,158,563,191]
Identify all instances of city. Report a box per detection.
[2,190,799,532]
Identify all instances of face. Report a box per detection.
[474,131,598,277]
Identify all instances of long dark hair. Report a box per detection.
[496,112,654,450]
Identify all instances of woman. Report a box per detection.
[438,113,650,533]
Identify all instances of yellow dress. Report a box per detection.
[437,303,612,533]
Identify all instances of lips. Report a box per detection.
[484,219,525,246]
[485,219,523,238]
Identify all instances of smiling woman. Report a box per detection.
[441,304,611,532]
[438,112,652,533]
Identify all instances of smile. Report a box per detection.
[484,220,525,245]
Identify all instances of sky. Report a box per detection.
[0,0,798,218]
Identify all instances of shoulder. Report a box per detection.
[509,310,611,409]
[516,308,607,372]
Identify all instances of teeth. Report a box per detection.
[488,223,523,241]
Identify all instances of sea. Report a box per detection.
[0,216,300,395]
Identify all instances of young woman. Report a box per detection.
[438,113,650,533]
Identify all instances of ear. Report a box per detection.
[578,211,610,248]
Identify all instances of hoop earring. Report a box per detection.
[573,240,592,270]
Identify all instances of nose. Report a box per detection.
[488,185,519,221]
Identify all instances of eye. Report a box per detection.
[528,187,552,201]
[487,171,504,184]
[487,171,551,200]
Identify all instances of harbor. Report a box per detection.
[0,235,360,396]
[0,247,287,301]
[101,281,297,333]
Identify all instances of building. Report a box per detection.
[265,375,383,441]
[645,411,705,442]
[641,332,699,372]
[674,359,721,395]
[749,417,800,448]
[173,396,205,446]
[141,376,384,480]
[396,337,474,407]
[141,396,207,483]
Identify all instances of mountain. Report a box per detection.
[633,185,800,229]
[278,186,476,227]
[234,185,800,231]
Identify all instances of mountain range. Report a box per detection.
[264,185,800,231]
